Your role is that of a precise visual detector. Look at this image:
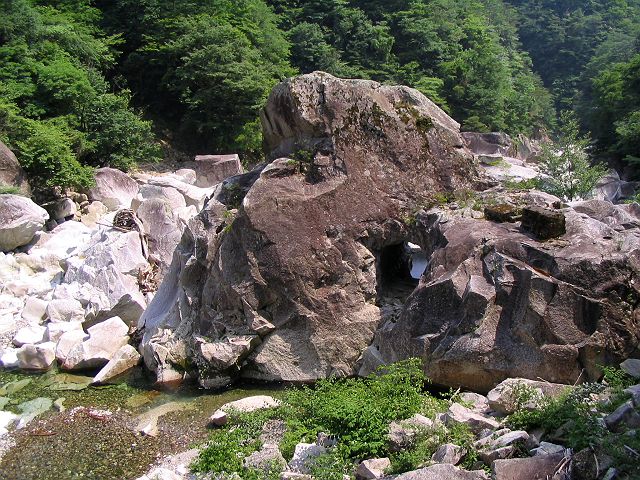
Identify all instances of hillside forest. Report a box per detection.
[0,0,639,191]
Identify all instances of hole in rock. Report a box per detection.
[376,242,428,324]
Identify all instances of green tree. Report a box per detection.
[538,112,608,201]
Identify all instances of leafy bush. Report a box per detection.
[537,112,608,201]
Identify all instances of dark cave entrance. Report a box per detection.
[377,242,427,309]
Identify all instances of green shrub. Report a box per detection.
[0,184,22,195]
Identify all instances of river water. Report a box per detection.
[0,368,279,479]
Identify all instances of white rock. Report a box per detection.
[80,201,108,228]
[0,348,19,368]
[209,395,280,426]
[93,344,141,383]
[55,330,89,364]
[16,342,56,370]
[147,176,213,210]
[356,458,391,479]
[0,194,49,252]
[173,169,197,185]
[445,403,500,433]
[45,321,83,343]
[288,443,326,474]
[21,297,48,323]
[12,325,47,347]
[61,317,130,370]
[88,168,139,211]
[46,298,85,323]
[0,410,18,436]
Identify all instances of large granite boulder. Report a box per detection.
[139,71,478,387]
[363,195,640,392]
[0,141,30,194]
[88,167,139,211]
[0,194,49,252]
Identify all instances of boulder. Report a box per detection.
[42,198,77,221]
[388,414,435,452]
[0,194,48,252]
[60,316,130,370]
[16,342,56,370]
[604,401,640,432]
[209,395,280,426]
[383,464,488,480]
[621,359,640,379]
[366,194,640,392]
[55,330,89,364]
[45,298,85,323]
[487,378,569,415]
[521,206,566,240]
[13,325,47,347]
[492,452,569,480]
[139,71,478,386]
[134,184,186,211]
[88,167,139,211]
[80,201,108,228]
[192,154,243,187]
[243,443,287,472]
[45,321,83,343]
[0,141,29,194]
[145,176,212,211]
[356,458,391,479]
[462,132,515,157]
[431,443,465,465]
[93,344,141,383]
[288,443,326,474]
[445,403,500,433]
[136,199,183,272]
[21,297,48,324]
[459,392,491,414]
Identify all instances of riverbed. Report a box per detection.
[0,368,280,479]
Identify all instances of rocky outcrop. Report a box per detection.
[139,71,478,387]
[363,193,640,392]
[0,141,30,194]
[0,195,48,252]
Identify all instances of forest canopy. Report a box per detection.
[1,0,639,190]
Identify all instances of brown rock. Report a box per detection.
[521,206,566,240]
[0,140,30,194]
[492,452,569,480]
[484,204,520,223]
[139,72,478,386]
[192,154,243,187]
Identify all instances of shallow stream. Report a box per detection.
[0,368,280,479]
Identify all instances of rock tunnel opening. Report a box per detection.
[376,242,427,322]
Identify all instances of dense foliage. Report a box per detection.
[2,0,639,191]
[0,0,158,190]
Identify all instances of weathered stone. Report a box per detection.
[478,445,514,464]
[136,198,183,272]
[244,443,287,473]
[445,403,500,433]
[145,176,212,211]
[45,321,83,343]
[431,443,465,465]
[484,204,520,223]
[140,71,478,387]
[530,442,566,456]
[45,298,85,323]
[383,463,488,480]
[0,141,30,194]
[13,325,47,347]
[604,401,640,432]
[0,348,19,368]
[55,330,89,364]
[621,359,640,379]
[80,201,108,228]
[487,379,569,415]
[463,132,515,157]
[88,167,139,211]
[521,206,566,240]
[93,344,141,383]
[192,154,243,188]
[61,317,130,370]
[21,297,48,324]
[388,414,435,452]
[356,458,391,479]
[288,443,326,474]
[459,392,490,414]
[42,198,77,221]
[209,395,280,426]
[16,342,56,370]
[135,184,186,211]
[492,452,569,480]
[368,195,640,392]
[0,195,48,251]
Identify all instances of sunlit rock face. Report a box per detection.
[138,71,479,388]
